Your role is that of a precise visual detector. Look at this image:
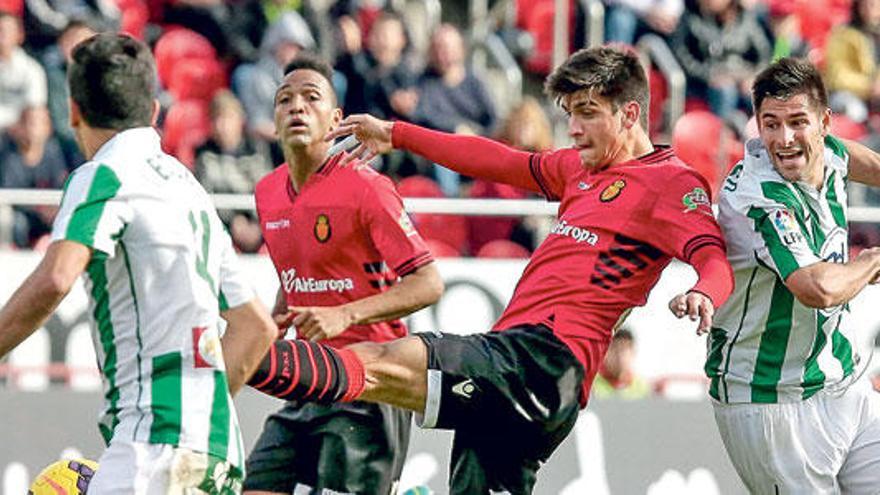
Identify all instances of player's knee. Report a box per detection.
[348,337,427,410]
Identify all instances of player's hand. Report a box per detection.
[272,309,296,338]
[289,305,356,342]
[324,114,394,166]
[668,291,715,335]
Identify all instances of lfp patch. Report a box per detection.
[681,187,710,213]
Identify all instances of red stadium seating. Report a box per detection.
[154,27,218,88]
[166,57,227,102]
[0,0,23,16]
[466,179,526,254]
[396,176,469,254]
[162,99,211,168]
[115,0,149,39]
[517,0,577,75]
[830,114,868,141]
[672,111,742,199]
[425,238,461,258]
[476,239,531,259]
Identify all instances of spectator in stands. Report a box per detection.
[163,0,267,63]
[591,329,650,399]
[0,11,47,131]
[22,0,117,51]
[671,0,771,122]
[410,24,497,196]
[824,0,880,124]
[41,19,94,165]
[194,90,272,253]
[233,10,316,144]
[0,106,69,248]
[467,96,552,254]
[603,0,684,45]
[337,11,419,120]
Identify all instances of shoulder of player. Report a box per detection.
[335,163,398,195]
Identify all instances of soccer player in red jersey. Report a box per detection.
[242,55,443,495]
[247,46,734,494]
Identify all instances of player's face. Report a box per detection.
[274,69,341,149]
[757,93,830,187]
[562,90,627,170]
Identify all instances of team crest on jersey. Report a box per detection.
[192,326,222,369]
[772,209,803,245]
[681,187,711,214]
[314,214,331,243]
[600,179,626,202]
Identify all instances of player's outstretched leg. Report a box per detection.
[247,339,365,403]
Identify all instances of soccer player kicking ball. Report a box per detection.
[0,34,276,493]
[242,55,443,495]
[247,46,734,494]
[706,57,880,494]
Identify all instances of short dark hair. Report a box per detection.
[68,33,156,130]
[544,46,650,130]
[282,53,337,104]
[752,57,828,115]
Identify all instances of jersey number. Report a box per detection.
[190,210,217,296]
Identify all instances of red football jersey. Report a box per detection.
[255,153,433,348]
[493,146,724,401]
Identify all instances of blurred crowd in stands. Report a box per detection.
[2,0,880,257]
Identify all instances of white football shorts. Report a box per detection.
[88,441,241,494]
[713,377,880,494]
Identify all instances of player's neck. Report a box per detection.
[77,127,122,161]
[285,144,331,192]
[606,129,654,169]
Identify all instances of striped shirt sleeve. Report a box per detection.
[51,163,130,256]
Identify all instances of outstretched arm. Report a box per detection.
[0,240,90,359]
[784,247,880,308]
[220,298,276,395]
[326,115,543,193]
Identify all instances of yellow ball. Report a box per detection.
[28,458,99,495]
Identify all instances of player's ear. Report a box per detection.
[621,101,640,130]
[69,98,82,128]
[330,107,343,129]
[150,99,161,126]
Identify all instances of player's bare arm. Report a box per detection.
[842,138,880,187]
[220,298,276,395]
[668,245,733,335]
[0,240,90,358]
[784,247,880,308]
[290,262,444,341]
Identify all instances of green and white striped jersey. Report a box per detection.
[706,135,858,404]
[51,128,254,469]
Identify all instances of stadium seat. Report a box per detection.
[0,0,23,16]
[162,99,211,168]
[425,238,461,258]
[115,0,149,39]
[517,0,577,75]
[830,114,868,141]
[154,27,218,88]
[166,57,228,102]
[396,176,468,253]
[396,175,444,198]
[467,179,525,254]
[672,111,742,198]
[476,239,531,259]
